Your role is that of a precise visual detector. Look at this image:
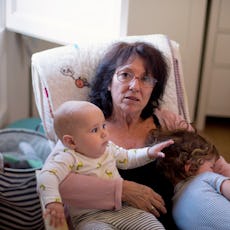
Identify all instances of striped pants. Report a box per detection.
[73,203,165,230]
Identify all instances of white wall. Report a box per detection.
[196,0,230,129]
[6,32,31,124]
[0,0,7,127]
[0,32,7,127]
[0,31,59,127]
[0,0,28,127]
[126,0,207,121]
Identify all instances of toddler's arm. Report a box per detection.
[214,156,230,177]
[221,179,230,200]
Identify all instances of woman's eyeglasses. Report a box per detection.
[116,70,158,88]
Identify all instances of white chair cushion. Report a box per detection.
[31,34,190,144]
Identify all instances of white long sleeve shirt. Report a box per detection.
[37,141,152,206]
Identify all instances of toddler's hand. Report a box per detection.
[147,139,174,159]
[44,202,66,228]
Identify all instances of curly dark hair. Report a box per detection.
[88,41,169,119]
[147,130,219,185]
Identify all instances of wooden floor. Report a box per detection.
[200,117,230,162]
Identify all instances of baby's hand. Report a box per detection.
[147,139,174,159]
[44,202,66,228]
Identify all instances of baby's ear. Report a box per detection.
[63,135,77,149]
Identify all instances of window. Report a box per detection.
[6,0,125,45]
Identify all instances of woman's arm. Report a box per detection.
[59,173,166,217]
[155,109,194,131]
[59,172,123,210]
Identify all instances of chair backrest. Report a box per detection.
[31,34,190,145]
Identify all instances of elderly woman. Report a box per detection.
[58,41,230,229]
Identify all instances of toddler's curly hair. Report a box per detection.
[147,130,219,185]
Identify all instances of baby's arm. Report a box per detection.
[37,149,75,227]
[220,179,230,200]
[110,139,173,170]
[44,202,66,228]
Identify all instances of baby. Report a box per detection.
[37,100,173,229]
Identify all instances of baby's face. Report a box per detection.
[73,106,109,158]
[196,158,216,174]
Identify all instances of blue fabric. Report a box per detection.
[6,118,44,133]
[173,172,230,230]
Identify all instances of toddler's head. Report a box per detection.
[148,130,219,185]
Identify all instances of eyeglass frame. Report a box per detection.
[115,70,158,88]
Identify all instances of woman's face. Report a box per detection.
[109,56,153,116]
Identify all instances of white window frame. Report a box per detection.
[5,0,128,45]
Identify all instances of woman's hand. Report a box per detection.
[122,180,167,217]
